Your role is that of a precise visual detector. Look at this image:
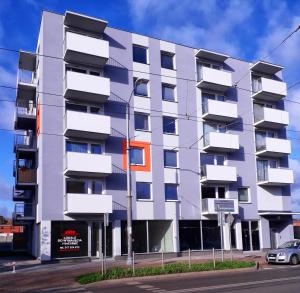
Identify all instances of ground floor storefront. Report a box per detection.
[30,216,294,261]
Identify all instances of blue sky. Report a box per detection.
[1,0,300,217]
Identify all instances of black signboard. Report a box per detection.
[51,221,88,258]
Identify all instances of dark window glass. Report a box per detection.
[201,186,215,199]
[162,84,175,101]
[90,106,102,114]
[216,155,225,165]
[179,220,201,251]
[218,187,225,199]
[66,141,88,153]
[238,188,249,202]
[133,45,147,64]
[165,184,178,200]
[202,220,221,249]
[134,113,149,130]
[66,103,87,112]
[66,67,86,74]
[163,116,176,134]
[66,180,86,193]
[136,182,151,200]
[89,71,100,76]
[130,148,144,165]
[164,150,177,167]
[134,80,148,97]
[92,180,103,194]
[161,52,174,69]
[91,144,102,154]
[251,221,260,250]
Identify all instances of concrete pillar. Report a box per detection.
[223,223,230,250]
[259,217,270,249]
[88,221,92,257]
[40,220,51,261]
[235,219,243,250]
[112,220,121,257]
[173,219,180,253]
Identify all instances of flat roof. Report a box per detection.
[250,61,284,75]
[64,11,107,34]
[195,49,229,62]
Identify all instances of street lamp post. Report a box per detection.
[126,78,142,265]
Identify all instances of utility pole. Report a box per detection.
[126,78,142,265]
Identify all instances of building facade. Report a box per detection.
[12,10,294,260]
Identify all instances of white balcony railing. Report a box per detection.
[202,99,237,122]
[64,110,111,139]
[257,167,294,186]
[64,31,109,66]
[200,165,237,183]
[256,137,291,157]
[203,132,239,152]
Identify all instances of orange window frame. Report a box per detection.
[122,140,151,172]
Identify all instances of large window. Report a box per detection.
[201,186,225,199]
[130,148,144,165]
[164,150,178,167]
[161,51,174,70]
[134,112,149,131]
[134,79,148,97]
[238,187,250,203]
[133,45,147,64]
[163,116,176,134]
[91,144,102,154]
[165,184,178,201]
[162,84,175,101]
[136,182,151,200]
[66,141,88,153]
[66,180,86,194]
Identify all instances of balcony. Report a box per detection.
[64,71,110,102]
[257,167,294,186]
[14,164,36,188]
[200,165,237,183]
[64,193,112,215]
[64,31,109,66]
[252,77,286,101]
[202,198,238,215]
[64,110,111,140]
[15,102,36,130]
[203,132,239,152]
[12,203,35,224]
[64,152,112,177]
[17,69,37,101]
[254,105,289,129]
[197,67,232,92]
[14,134,36,155]
[202,99,238,122]
[256,137,291,157]
[13,188,33,201]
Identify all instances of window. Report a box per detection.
[201,186,226,199]
[216,155,225,166]
[133,45,147,64]
[163,116,176,134]
[164,150,178,167]
[90,106,103,114]
[162,84,175,101]
[136,182,151,200]
[91,144,102,154]
[165,184,178,201]
[66,180,86,194]
[66,103,87,112]
[134,112,149,131]
[161,51,174,70]
[134,79,148,97]
[66,141,88,153]
[130,148,144,165]
[92,180,103,194]
[238,187,249,202]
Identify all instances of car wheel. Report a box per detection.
[290,254,299,265]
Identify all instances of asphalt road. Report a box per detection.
[83,265,300,293]
[1,263,300,292]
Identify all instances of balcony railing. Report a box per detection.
[13,188,32,201]
[16,105,36,117]
[13,203,34,220]
[14,134,36,151]
[18,69,35,85]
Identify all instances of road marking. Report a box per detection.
[138,285,155,289]
[166,275,300,292]
[127,281,141,285]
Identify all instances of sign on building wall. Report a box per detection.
[51,221,88,258]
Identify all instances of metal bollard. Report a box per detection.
[212,248,216,269]
[101,253,104,276]
[161,250,164,269]
[12,262,16,273]
[188,249,191,269]
[132,251,135,276]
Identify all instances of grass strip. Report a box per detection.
[75,260,255,284]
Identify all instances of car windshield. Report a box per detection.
[278,241,299,249]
